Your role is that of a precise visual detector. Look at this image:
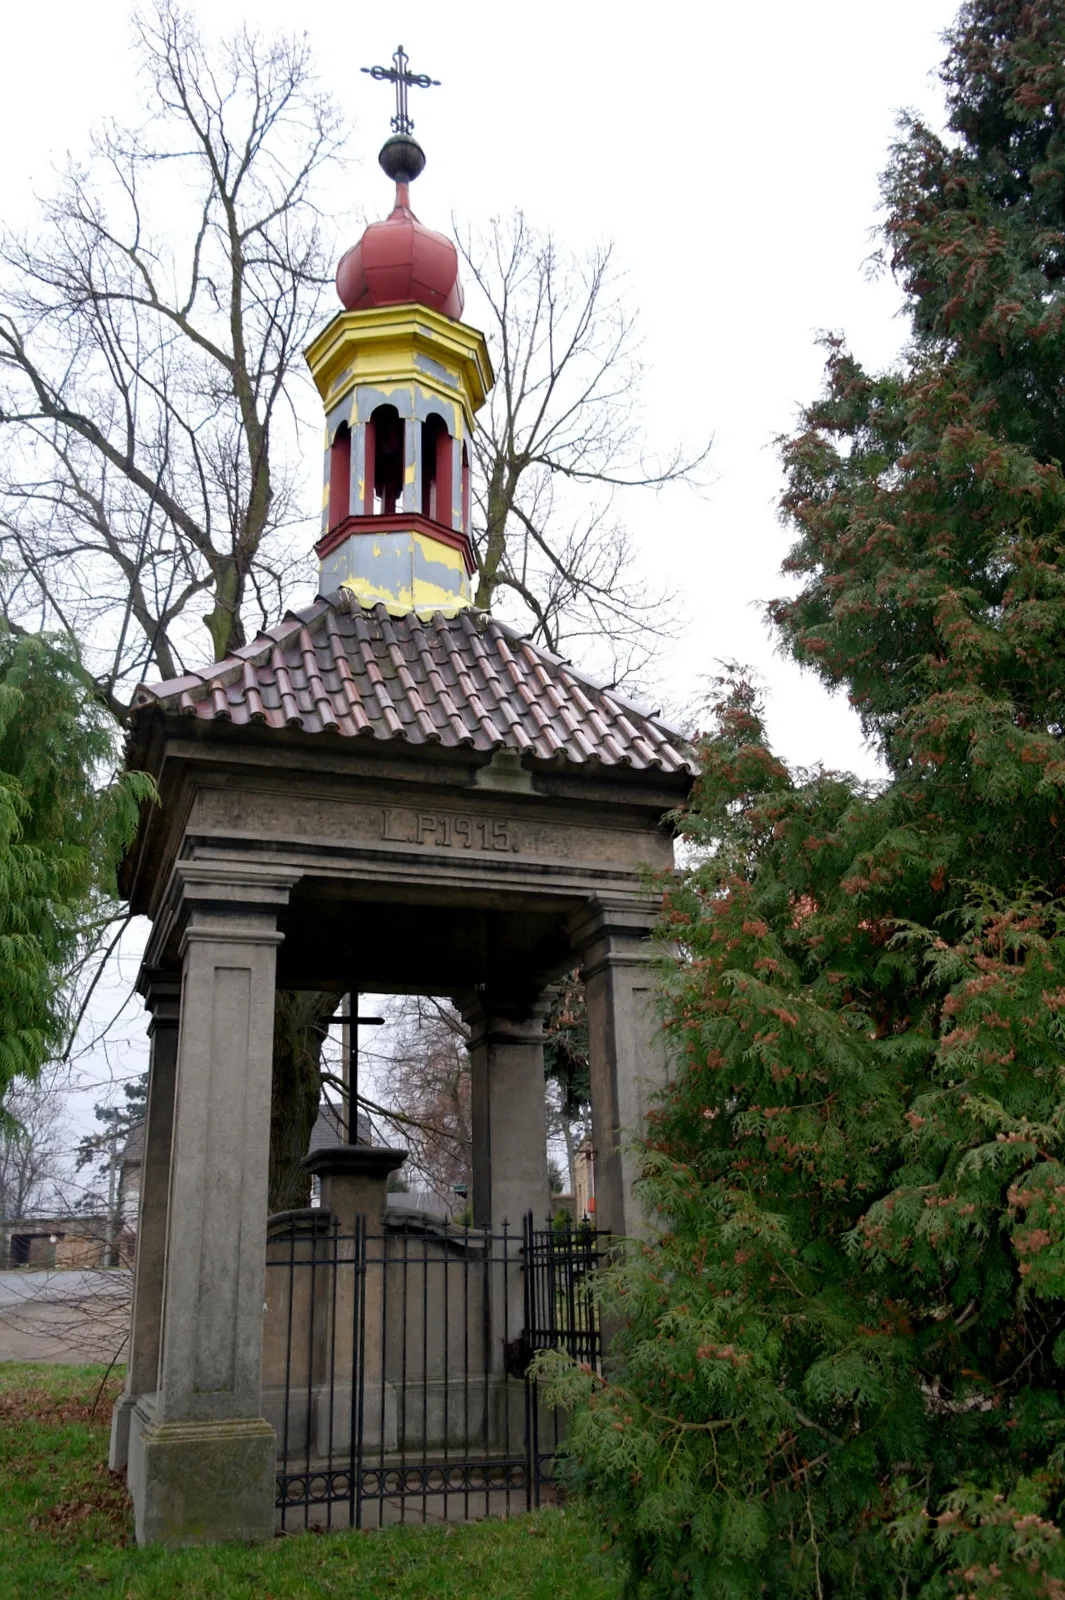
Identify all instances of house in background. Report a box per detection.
[2,1214,118,1269]
[574,1137,596,1221]
[118,1121,144,1230]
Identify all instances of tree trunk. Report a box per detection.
[561,1116,576,1198]
[269,989,336,1214]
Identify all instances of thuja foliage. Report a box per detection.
[543,5,1065,1595]
[0,631,150,1107]
[545,973,591,1125]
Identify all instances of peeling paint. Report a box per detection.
[321,526,472,611]
[414,351,461,389]
[325,390,355,439]
[355,383,414,423]
[412,384,458,431]
[351,423,367,518]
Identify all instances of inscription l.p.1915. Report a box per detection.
[381,807,519,852]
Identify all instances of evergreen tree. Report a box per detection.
[0,631,149,1113]
[543,6,1065,1595]
[75,1072,148,1193]
[544,973,592,1195]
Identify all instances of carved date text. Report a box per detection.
[381,808,519,852]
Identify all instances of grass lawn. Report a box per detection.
[0,1363,622,1599]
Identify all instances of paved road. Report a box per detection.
[0,1267,131,1363]
[0,1268,131,1304]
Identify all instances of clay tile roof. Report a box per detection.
[128,592,694,777]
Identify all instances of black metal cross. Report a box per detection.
[324,993,384,1143]
[361,45,440,137]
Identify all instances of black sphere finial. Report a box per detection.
[379,134,426,186]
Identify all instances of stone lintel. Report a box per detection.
[159,733,688,815]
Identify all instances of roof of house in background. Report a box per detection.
[308,1100,372,1152]
[128,592,693,777]
[119,1121,144,1168]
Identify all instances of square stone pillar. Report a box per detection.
[460,996,551,1376]
[301,1145,407,1453]
[127,865,297,1547]
[109,970,180,1471]
[574,899,669,1239]
[460,997,551,1231]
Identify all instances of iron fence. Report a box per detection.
[263,1210,606,1531]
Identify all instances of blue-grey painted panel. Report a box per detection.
[355,383,414,423]
[414,351,460,389]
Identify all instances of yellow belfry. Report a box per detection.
[305,120,492,616]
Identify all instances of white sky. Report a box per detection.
[0,0,961,1130]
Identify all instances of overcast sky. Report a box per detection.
[0,0,962,1131]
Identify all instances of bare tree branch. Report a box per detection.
[457,212,710,684]
[0,0,343,713]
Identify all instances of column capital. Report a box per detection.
[175,859,302,911]
[144,860,301,971]
[456,990,551,1047]
[570,894,662,981]
[137,966,182,1029]
[179,921,286,959]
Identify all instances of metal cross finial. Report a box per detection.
[361,45,440,137]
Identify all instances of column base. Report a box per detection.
[108,1390,138,1471]
[128,1402,276,1546]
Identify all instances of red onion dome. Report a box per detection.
[336,182,464,320]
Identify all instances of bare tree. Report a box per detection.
[0,0,342,715]
[0,2,346,1211]
[0,1074,67,1222]
[542,974,591,1196]
[361,998,472,1209]
[459,214,709,685]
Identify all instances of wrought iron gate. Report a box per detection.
[265,1211,605,1531]
[522,1212,603,1502]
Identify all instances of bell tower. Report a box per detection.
[305,49,492,615]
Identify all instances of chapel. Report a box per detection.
[111,55,692,1545]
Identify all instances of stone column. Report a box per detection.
[574,899,669,1240]
[461,997,552,1232]
[460,996,551,1386]
[127,865,297,1547]
[302,1145,407,1454]
[109,971,180,1471]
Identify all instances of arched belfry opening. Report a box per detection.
[367,404,404,516]
[328,422,351,532]
[110,52,692,1550]
[421,412,451,524]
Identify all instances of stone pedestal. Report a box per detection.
[126,865,295,1547]
[304,1144,407,1234]
[262,1206,348,1461]
[462,997,552,1231]
[301,1145,407,1455]
[110,971,180,1471]
[576,899,669,1239]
